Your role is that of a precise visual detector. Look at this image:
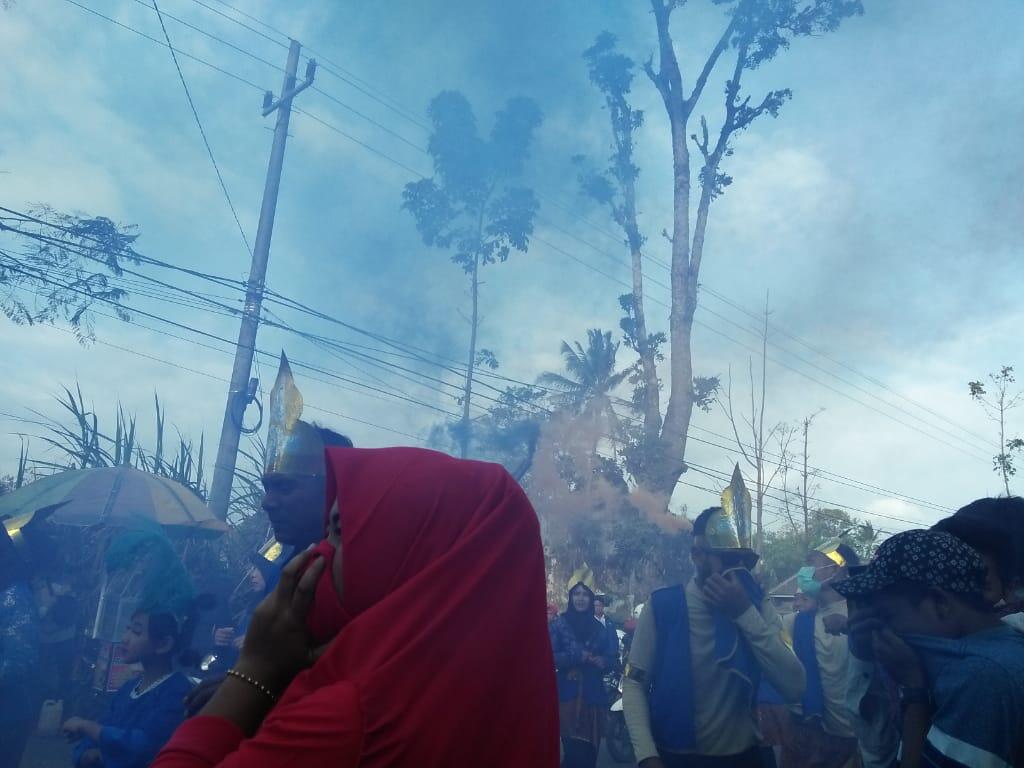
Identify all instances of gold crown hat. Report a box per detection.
[814,531,854,566]
[2,503,64,554]
[265,352,326,476]
[705,463,755,553]
[567,562,597,593]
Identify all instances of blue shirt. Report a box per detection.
[910,625,1024,768]
[72,671,193,768]
[0,582,40,723]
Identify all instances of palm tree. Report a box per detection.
[539,329,633,432]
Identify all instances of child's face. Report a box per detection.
[121,613,155,664]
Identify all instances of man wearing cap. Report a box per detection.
[779,542,860,768]
[835,529,1024,768]
[623,468,805,768]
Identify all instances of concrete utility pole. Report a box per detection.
[208,40,315,519]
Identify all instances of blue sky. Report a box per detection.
[1,0,1022,536]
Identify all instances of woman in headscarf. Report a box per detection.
[549,570,618,768]
[153,447,559,767]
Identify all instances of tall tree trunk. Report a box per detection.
[642,0,733,507]
[460,253,480,459]
[622,169,661,442]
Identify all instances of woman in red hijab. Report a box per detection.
[153,447,559,767]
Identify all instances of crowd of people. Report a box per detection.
[1,357,1022,768]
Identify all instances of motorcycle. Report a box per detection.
[605,628,635,764]
[605,672,634,764]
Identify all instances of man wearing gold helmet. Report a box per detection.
[260,354,353,553]
[189,355,351,716]
[780,541,861,768]
[623,467,805,768]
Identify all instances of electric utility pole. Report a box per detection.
[208,40,315,519]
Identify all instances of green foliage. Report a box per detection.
[0,206,139,342]
[968,365,1022,495]
[28,383,207,500]
[575,33,646,252]
[430,384,546,480]
[402,91,542,273]
[538,329,633,416]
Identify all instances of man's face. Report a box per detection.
[976,550,1005,605]
[872,588,955,638]
[807,551,844,591]
[691,536,729,583]
[594,600,605,617]
[261,472,326,547]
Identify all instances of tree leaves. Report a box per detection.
[0,206,138,342]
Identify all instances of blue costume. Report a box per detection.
[550,612,618,708]
[71,671,193,768]
[647,575,764,753]
[0,581,41,768]
[551,578,619,768]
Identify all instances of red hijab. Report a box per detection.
[278,447,559,766]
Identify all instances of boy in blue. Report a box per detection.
[63,611,193,768]
[837,529,1024,768]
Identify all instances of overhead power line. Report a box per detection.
[0,209,964,519]
[150,0,252,255]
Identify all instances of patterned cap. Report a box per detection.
[832,529,988,599]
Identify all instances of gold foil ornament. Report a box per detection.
[815,533,852,567]
[567,562,597,593]
[704,463,754,552]
[265,353,325,476]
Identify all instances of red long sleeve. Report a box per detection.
[152,681,364,767]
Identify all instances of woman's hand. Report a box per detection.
[235,547,327,695]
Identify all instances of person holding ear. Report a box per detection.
[623,501,805,768]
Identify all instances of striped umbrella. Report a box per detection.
[0,466,228,536]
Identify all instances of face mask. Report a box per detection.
[797,566,822,596]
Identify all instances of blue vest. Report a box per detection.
[793,610,825,720]
[648,578,765,752]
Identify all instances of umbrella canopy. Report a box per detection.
[0,466,228,536]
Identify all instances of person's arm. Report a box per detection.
[734,601,806,703]
[621,603,662,767]
[152,681,363,768]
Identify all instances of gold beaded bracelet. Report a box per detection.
[226,669,278,702]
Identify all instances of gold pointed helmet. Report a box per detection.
[265,352,325,476]
[567,562,597,594]
[703,464,755,554]
[815,533,854,567]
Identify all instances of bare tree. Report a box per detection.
[795,410,824,546]
[969,366,1023,496]
[717,296,794,552]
